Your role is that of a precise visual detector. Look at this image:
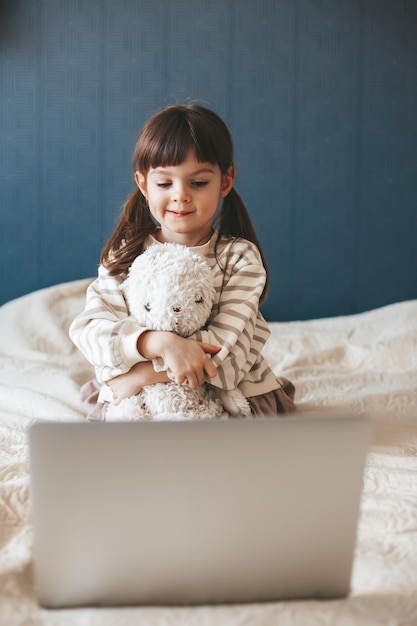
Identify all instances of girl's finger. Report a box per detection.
[204,359,217,379]
[199,342,221,354]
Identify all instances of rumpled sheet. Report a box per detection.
[1,279,417,625]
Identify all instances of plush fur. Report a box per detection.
[105,243,251,421]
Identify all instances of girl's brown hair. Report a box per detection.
[101,103,269,302]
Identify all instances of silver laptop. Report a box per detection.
[28,414,371,608]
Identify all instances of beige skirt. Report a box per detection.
[80,377,296,421]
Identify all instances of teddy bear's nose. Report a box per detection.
[172,307,181,313]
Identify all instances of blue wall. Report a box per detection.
[1,0,416,320]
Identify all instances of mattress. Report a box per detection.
[1,279,417,625]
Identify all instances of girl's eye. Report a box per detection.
[156,181,208,189]
[144,303,151,311]
[195,296,203,304]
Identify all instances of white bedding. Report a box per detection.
[1,279,417,625]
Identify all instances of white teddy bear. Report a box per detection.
[105,243,251,421]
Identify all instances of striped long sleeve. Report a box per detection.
[193,236,278,397]
[69,266,148,383]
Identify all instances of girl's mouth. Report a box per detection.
[168,210,192,217]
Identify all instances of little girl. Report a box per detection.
[70,103,295,418]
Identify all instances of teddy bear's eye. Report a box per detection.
[195,296,203,304]
[144,303,151,312]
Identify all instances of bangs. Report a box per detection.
[133,105,232,173]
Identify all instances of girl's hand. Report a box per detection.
[106,361,169,405]
[137,331,219,388]
[162,336,218,387]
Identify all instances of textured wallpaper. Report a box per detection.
[1,0,416,319]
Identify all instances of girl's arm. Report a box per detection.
[106,361,170,404]
[69,266,149,383]
[107,338,220,404]
[190,239,270,391]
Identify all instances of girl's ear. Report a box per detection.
[134,171,147,198]
[220,166,236,198]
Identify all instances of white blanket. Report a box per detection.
[1,279,417,625]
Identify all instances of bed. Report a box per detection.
[1,278,417,625]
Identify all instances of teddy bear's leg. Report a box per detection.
[216,388,252,417]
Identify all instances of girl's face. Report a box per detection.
[135,151,234,247]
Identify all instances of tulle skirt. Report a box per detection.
[79,377,296,421]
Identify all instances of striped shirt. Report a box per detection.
[69,232,279,398]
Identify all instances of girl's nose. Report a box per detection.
[172,183,190,203]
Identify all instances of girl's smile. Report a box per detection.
[135,152,234,247]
